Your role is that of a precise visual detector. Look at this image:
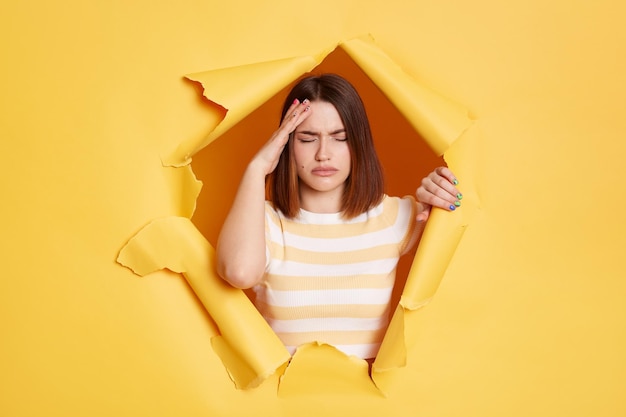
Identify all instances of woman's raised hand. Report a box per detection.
[415,166,462,222]
[251,98,311,176]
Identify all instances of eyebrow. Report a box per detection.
[297,129,346,136]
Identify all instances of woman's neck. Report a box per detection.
[299,187,344,214]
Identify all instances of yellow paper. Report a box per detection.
[341,36,473,155]
[118,36,472,391]
[3,1,626,416]
[117,216,291,389]
[164,53,330,166]
[278,343,381,397]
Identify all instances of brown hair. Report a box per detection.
[267,73,384,218]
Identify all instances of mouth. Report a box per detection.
[312,167,338,176]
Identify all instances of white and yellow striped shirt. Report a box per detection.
[254,195,420,359]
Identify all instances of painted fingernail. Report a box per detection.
[293,98,299,105]
[449,205,456,211]
[457,193,463,200]
[304,105,310,112]
[454,201,461,207]
[453,178,459,185]
[302,98,309,105]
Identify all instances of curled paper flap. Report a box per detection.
[400,213,468,310]
[116,216,290,389]
[402,126,481,309]
[278,343,382,397]
[371,304,406,373]
[133,36,477,392]
[164,52,330,166]
[340,36,472,155]
[372,126,481,389]
[371,211,468,390]
[163,36,471,166]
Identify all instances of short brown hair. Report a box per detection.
[267,74,384,218]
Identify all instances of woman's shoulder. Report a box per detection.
[264,201,284,223]
[381,194,417,212]
[264,201,276,214]
[377,195,418,228]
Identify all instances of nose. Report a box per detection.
[315,138,330,161]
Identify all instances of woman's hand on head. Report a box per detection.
[250,98,311,176]
[415,166,462,222]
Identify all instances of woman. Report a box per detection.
[216,74,461,360]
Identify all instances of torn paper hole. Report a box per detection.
[118,34,474,394]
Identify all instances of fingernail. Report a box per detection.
[453,178,459,185]
[293,98,299,105]
[457,193,463,200]
[449,205,456,211]
[302,98,309,105]
[454,201,461,207]
[304,106,310,112]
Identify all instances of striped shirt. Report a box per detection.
[253,195,420,359]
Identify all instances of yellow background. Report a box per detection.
[2,1,625,416]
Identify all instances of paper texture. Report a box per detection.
[4,1,626,415]
[118,36,472,391]
[117,216,291,389]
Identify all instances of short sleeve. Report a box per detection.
[398,195,420,255]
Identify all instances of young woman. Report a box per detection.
[216,74,462,360]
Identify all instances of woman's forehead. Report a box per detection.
[295,101,345,133]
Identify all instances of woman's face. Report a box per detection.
[292,100,351,211]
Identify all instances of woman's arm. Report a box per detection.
[216,163,269,289]
[216,99,311,289]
